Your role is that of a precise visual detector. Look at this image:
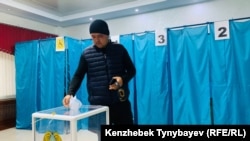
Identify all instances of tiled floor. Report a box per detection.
[0,128,32,141]
[0,127,98,141]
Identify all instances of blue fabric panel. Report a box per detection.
[67,38,92,105]
[15,40,39,129]
[210,20,250,124]
[39,38,65,110]
[66,37,93,129]
[133,32,171,124]
[230,20,250,124]
[168,26,211,124]
[120,34,137,123]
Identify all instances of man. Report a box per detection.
[62,19,136,125]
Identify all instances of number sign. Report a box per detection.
[155,29,167,46]
[214,21,230,40]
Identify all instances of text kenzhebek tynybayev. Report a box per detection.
[104,128,246,139]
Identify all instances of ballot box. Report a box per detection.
[32,105,109,141]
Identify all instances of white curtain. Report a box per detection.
[0,51,15,99]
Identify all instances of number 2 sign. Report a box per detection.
[214,20,230,40]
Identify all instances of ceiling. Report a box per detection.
[0,0,212,27]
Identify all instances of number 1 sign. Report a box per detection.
[214,20,230,40]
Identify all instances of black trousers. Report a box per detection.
[89,100,133,128]
[88,100,133,140]
[108,100,133,125]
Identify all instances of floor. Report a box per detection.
[0,127,98,141]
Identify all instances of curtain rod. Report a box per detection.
[168,22,210,30]
[168,17,250,30]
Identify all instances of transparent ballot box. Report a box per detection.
[32,105,109,141]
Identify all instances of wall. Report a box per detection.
[0,12,63,36]
[1,0,249,39]
[65,0,250,39]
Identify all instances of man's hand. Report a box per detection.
[62,95,71,108]
[109,76,123,90]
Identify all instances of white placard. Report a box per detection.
[214,20,230,40]
[155,28,167,46]
[111,35,120,43]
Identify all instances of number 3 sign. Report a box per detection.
[214,20,230,40]
[155,28,167,46]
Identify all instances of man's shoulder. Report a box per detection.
[85,44,94,49]
[110,42,125,50]
[82,45,96,56]
[84,45,95,51]
[111,41,122,46]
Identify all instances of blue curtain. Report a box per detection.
[15,40,39,129]
[230,20,250,124]
[39,38,65,110]
[66,38,92,105]
[168,26,211,124]
[210,20,250,124]
[67,38,93,130]
[120,34,137,123]
[133,32,171,124]
[37,37,88,132]
[15,37,85,129]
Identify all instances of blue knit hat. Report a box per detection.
[89,19,110,35]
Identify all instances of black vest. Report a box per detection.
[84,42,129,105]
